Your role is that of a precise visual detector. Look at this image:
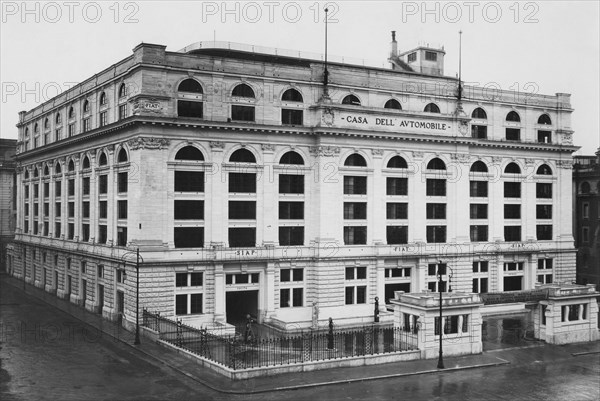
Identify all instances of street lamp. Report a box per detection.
[437,262,454,370]
[121,248,143,345]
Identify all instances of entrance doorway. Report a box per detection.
[116,290,124,324]
[226,290,258,325]
[385,283,411,304]
[482,312,536,351]
[97,284,104,314]
[504,276,523,291]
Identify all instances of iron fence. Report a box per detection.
[142,309,418,370]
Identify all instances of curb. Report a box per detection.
[4,275,511,395]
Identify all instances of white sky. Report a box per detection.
[1,0,598,155]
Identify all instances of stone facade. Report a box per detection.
[0,139,17,273]
[8,40,578,331]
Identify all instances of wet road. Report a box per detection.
[1,278,599,400]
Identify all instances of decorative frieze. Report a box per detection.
[128,137,170,150]
[209,141,225,151]
[309,145,340,157]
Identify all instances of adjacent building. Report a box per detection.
[573,151,600,289]
[8,35,579,331]
[0,139,17,272]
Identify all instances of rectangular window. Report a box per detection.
[279,202,304,219]
[117,227,127,246]
[97,224,107,243]
[536,225,553,240]
[55,181,61,197]
[279,175,304,194]
[504,182,521,198]
[281,109,303,125]
[537,130,551,143]
[190,294,203,314]
[228,201,256,219]
[118,172,128,193]
[472,278,489,293]
[68,123,75,137]
[178,100,203,118]
[82,177,90,195]
[34,184,39,199]
[470,204,488,219]
[118,200,128,219]
[344,202,367,219]
[470,225,488,242]
[67,180,74,196]
[173,200,204,220]
[344,226,367,245]
[470,181,488,197]
[55,128,62,141]
[471,125,487,139]
[386,177,408,196]
[229,173,256,193]
[118,104,127,120]
[81,224,90,242]
[231,105,255,122]
[506,128,520,141]
[68,202,75,218]
[445,316,459,334]
[175,294,187,315]
[426,203,446,219]
[228,227,256,247]
[582,227,589,243]
[43,182,49,198]
[425,51,437,61]
[280,288,304,307]
[504,262,524,271]
[386,203,408,219]
[504,226,522,241]
[99,201,107,219]
[426,226,446,243]
[504,204,521,219]
[174,171,204,192]
[407,52,417,62]
[279,227,304,246]
[426,179,446,196]
[473,261,489,273]
[174,227,204,248]
[536,183,552,199]
[82,118,90,133]
[537,205,552,219]
[387,226,408,244]
[99,111,107,127]
[55,202,61,217]
[54,222,61,238]
[82,201,90,218]
[98,175,108,194]
[67,223,74,240]
[344,176,367,195]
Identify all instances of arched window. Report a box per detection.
[34,123,39,134]
[424,103,440,113]
[55,163,61,174]
[471,107,487,119]
[44,118,50,130]
[33,167,39,178]
[279,151,304,165]
[504,162,521,174]
[56,113,62,124]
[387,156,408,168]
[384,99,402,110]
[98,152,108,166]
[538,114,551,125]
[83,100,90,113]
[232,83,255,98]
[99,92,107,105]
[117,148,129,163]
[342,94,361,106]
[581,182,591,194]
[25,128,29,137]
[175,146,204,161]
[68,106,75,119]
[344,153,367,167]
[506,111,520,122]
[118,83,127,98]
[427,158,446,170]
[43,165,49,176]
[68,160,75,172]
[24,170,29,179]
[178,79,203,93]
[470,161,488,172]
[536,164,552,175]
[82,156,90,169]
[229,148,256,163]
[282,89,303,102]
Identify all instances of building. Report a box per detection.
[0,139,17,272]
[8,34,579,332]
[573,151,600,289]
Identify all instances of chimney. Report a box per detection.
[390,31,398,58]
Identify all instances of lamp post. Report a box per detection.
[121,248,143,345]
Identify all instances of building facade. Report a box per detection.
[0,139,17,272]
[573,151,600,289]
[8,38,578,331]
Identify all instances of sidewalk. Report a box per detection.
[3,273,599,394]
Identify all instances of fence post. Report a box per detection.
[327,317,334,350]
[302,332,311,362]
[176,319,183,348]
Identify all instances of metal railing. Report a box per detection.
[481,289,549,305]
[142,309,418,370]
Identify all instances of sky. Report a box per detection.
[1,0,599,155]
